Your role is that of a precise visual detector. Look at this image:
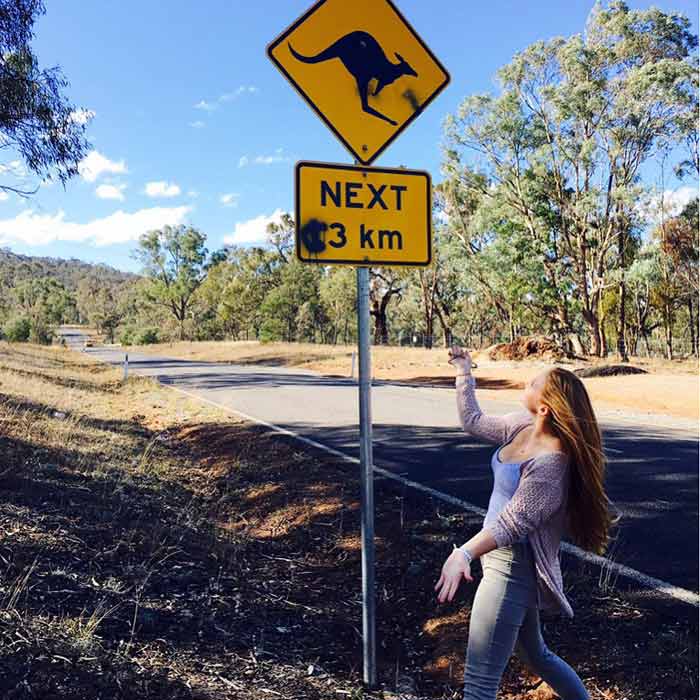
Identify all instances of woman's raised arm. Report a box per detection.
[456,373,532,445]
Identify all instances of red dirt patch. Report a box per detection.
[486,335,570,362]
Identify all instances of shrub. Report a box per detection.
[29,319,54,345]
[134,327,160,345]
[258,318,285,344]
[118,326,136,346]
[3,317,31,342]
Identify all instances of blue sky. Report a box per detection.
[0,0,697,273]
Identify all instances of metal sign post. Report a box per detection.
[267,0,449,688]
[356,265,376,687]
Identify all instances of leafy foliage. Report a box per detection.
[0,0,92,194]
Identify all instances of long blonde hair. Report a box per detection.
[540,367,621,555]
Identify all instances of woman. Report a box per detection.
[434,345,618,700]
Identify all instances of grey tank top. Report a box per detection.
[483,444,529,544]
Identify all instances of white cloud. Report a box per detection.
[220,192,240,208]
[144,180,181,198]
[78,150,127,182]
[238,148,290,167]
[0,160,27,177]
[70,108,95,125]
[0,191,9,202]
[224,208,286,245]
[636,186,698,228]
[0,206,192,247]
[189,120,206,129]
[254,154,289,165]
[219,85,259,102]
[187,190,199,198]
[95,183,126,201]
[194,100,217,112]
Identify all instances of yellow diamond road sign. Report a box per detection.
[267,0,450,165]
[296,161,431,267]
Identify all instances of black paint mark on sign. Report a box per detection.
[300,218,327,253]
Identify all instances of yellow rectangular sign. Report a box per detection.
[267,0,449,165]
[295,161,431,267]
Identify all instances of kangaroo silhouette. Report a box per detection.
[288,30,418,126]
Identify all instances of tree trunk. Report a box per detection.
[373,312,388,345]
[422,307,434,348]
[566,332,585,356]
[582,308,602,356]
[434,302,452,348]
[689,297,697,356]
[370,286,398,345]
[601,324,608,356]
[424,312,434,349]
[664,303,674,359]
[617,221,629,362]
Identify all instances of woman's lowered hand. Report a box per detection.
[434,547,474,603]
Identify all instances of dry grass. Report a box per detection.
[0,341,696,699]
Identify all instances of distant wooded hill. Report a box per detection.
[0,247,139,292]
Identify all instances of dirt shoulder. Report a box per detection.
[122,340,699,422]
[1,342,696,699]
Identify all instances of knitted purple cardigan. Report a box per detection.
[456,373,574,619]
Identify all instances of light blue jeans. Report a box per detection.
[463,540,589,700]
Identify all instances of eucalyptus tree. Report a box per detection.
[657,199,699,355]
[443,1,698,357]
[215,245,281,340]
[412,224,467,348]
[132,224,209,340]
[625,246,662,356]
[259,258,325,342]
[431,235,465,348]
[76,275,127,342]
[319,266,357,344]
[437,161,584,353]
[0,0,91,196]
[369,267,408,345]
[265,213,295,263]
[12,276,74,342]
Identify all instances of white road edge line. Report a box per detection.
[161,381,699,610]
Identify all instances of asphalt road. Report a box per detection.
[59,328,699,603]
